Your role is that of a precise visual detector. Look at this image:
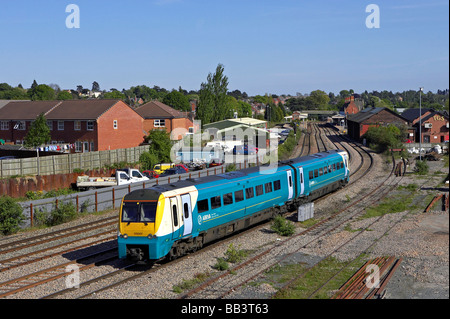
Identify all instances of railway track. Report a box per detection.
[176,123,392,299]
[0,122,388,299]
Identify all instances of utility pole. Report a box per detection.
[419,87,423,161]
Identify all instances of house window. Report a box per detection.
[75,141,82,152]
[74,121,81,131]
[0,121,9,130]
[87,121,94,131]
[14,121,26,130]
[58,121,64,131]
[154,119,165,127]
[113,120,118,129]
[46,121,53,130]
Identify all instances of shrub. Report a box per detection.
[224,243,248,263]
[414,160,429,175]
[47,202,77,226]
[0,196,25,235]
[271,215,295,236]
[213,258,229,271]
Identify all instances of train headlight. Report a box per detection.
[147,234,156,239]
[122,233,128,239]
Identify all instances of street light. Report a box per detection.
[419,87,423,161]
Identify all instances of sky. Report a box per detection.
[0,0,448,96]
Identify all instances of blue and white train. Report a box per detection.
[118,150,349,262]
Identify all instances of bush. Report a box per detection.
[271,215,295,236]
[36,202,77,227]
[363,125,404,153]
[0,196,25,235]
[414,160,429,175]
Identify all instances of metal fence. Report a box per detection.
[18,159,258,229]
[0,145,150,178]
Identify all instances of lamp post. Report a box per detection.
[419,87,423,161]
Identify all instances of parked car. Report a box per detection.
[175,164,189,173]
[233,145,258,155]
[209,158,223,167]
[142,170,159,179]
[159,167,187,177]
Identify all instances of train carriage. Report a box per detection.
[118,149,349,263]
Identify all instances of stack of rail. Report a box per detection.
[332,256,402,299]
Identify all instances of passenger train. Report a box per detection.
[118,149,349,262]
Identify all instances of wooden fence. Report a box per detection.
[0,145,150,178]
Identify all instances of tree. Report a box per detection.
[31,79,38,90]
[162,89,191,112]
[92,81,100,92]
[24,113,51,148]
[197,64,229,125]
[28,84,56,100]
[56,91,73,100]
[0,196,25,235]
[103,90,125,99]
[143,130,172,163]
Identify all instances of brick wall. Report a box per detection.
[97,101,144,151]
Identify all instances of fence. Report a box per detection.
[18,158,258,229]
[0,145,150,178]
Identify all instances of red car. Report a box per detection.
[175,164,189,172]
[142,170,159,178]
[209,158,223,167]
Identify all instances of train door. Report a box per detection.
[299,167,304,195]
[287,170,293,200]
[170,197,181,240]
[181,194,192,236]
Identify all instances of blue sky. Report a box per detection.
[0,0,448,96]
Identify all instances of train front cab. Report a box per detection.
[118,189,170,262]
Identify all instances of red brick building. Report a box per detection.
[343,95,364,115]
[402,108,449,143]
[135,100,193,140]
[0,99,145,152]
[346,107,411,141]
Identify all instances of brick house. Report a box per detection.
[346,107,411,141]
[343,95,364,115]
[0,99,145,152]
[135,100,194,140]
[401,108,449,143]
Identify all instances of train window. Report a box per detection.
[289,175,292,187]
[314,169,319,178]
[122,202,139,222]
[211,196,221,209]
[245,187,254,199]
[197,199,209,213]
[274,180,281,190]
[337,162,341,169]
[184,203,189,219]
[333,163,336,171]
[235,190,244,202]
[172,205,178,227]
[323,166,328,174]
[309,171,313,180]
[141,202,157,222]
[328,165,332,173]
[319,168,323,176]
[265,182,273,193]
[256,185,264,196]
[223,193,233,205]
[341,161,344,168]
[300,172,303,183]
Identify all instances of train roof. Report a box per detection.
[136,149,346,195]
